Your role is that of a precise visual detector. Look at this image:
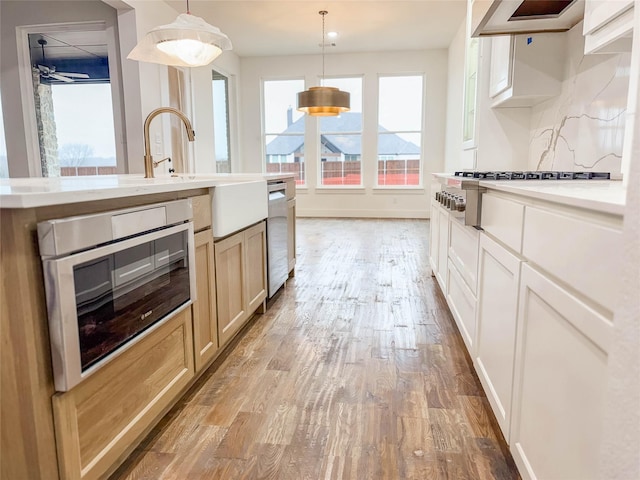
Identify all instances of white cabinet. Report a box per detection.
[436,205,450,292]
[510,263,612,480]
[475,232,522,442]
[583,0,635,54]
[429,199,440,275]
[429,197,451,293]
[489,34,564,108]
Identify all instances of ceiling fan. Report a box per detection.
[36,38,90,83]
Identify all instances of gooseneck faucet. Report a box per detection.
[143,107,195,178]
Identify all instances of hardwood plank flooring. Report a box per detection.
[110,218,520,480]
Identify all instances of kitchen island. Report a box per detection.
[429,176,625,480]
[0,173,295,480]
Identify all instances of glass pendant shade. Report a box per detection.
[297,86,350,116]
[128,13,232,67]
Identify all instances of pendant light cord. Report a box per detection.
[186,0,191,14]
[320,10,328,85]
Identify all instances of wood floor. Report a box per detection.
[110,218,520,480]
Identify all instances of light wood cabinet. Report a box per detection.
[488,34,564,108]
[192,229,218,371]
[583,0,634,54]
[215,221,267,347]
[245,222,268,313]
[475,232,522,442]
[52,307,194,480]
[510,264,611,480]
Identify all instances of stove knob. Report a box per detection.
[435,191,441,202]
[455,197,466,212]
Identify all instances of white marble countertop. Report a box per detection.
[432,174,626,216]
[479,180,626,216]
[0,173,296,209]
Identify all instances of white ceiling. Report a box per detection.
[163,1,467,57]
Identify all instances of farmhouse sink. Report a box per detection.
[211,179,267,238]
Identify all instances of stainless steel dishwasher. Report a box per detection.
[267,182,289,297]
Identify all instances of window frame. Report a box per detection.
[376,73,425,189]
[317,75,364,189]
[261,77,306,186]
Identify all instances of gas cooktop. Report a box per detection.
[454,171,611,180]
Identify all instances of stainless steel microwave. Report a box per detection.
[38,199,196,392]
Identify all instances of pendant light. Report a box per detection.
[127,0,232,68]
[297,11,350,116]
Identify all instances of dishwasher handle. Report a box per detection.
[268,182,286,193]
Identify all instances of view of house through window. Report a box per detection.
[263,79,305,185]
[212,70,231,173]
[319,77,363,186]
[378,75,423,186]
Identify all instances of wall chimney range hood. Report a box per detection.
[470,0,585,37]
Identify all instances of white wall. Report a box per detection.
[444,20,531,172]
[239,50,448,218]
[444,20,466,173]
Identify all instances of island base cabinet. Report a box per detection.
[193,229,218,371]
[474,233,521,442]
[215,221,267,347]
[52,306,194,480]
[510,264,611,480]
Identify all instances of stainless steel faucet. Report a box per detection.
[143,107,195,178]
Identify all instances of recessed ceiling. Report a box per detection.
[28,31,108,63]
[163,1,467,57]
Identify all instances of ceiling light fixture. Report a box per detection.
[297,11,350,116]
[127,0,232,67]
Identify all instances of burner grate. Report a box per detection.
[453,171,610,180]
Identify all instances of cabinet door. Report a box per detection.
[429,200,440,275]
[436,207,450,292]
[510,264,612,480]
[475,233,521,442]
[489,35,513,98]
[244,222,267,314]
[214,231,246,346]
[192,229,218,371]
[287,198,296,275]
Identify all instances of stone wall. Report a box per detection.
[32,68,60,177]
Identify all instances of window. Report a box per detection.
[52,84,117,175]
[263,79,305,185]
[319,77,363,186]
[212,70,231,173]
[377,75,423,186]
[26,29,120,177]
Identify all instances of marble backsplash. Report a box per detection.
[529,23,631,174]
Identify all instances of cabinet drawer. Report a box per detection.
[447,261,477,354]
[52,307,194,480]
[481,193,524,253]
[448,217,480,295]
[522,206,622,313]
